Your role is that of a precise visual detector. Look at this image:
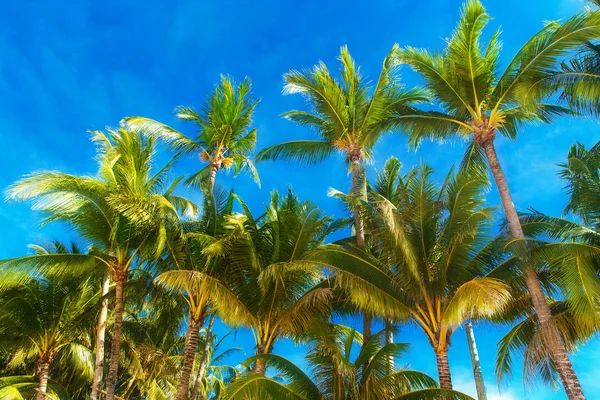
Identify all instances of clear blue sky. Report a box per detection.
[0,0,598,398]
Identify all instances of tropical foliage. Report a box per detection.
[2,1,600,400]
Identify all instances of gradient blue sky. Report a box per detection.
[1,0,599,398]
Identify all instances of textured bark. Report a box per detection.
[36,362,50,400]
[105,272,126,400]
[481,139,585,400]
[91,272,111,400]
[465,322,487,400]
[252,343,273,375]
[385,319,395,375]
[252,356,267,375]
[191,314,215,400]
[351,159,365,248]
[362,313,372,348]
[351,157,372,371]
[176,314,203,400]
[435,352,453,390]
[207,164,218,194]
[184,312,194,354]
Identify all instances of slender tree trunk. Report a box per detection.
[184,312,194,353]
[465,322,486,400]
[252,349,267,375]
[362,313,372,348]
[252,357,267,375]
[351,159,366,249]
[351,158,372,356]
[176,313,203,400]
[36,362,50,400]
[385,319,395,375]
[105,272,126,400]
[91,272,111,400]
[207,164,218,194]
[481,139,585,400]
[191,314,215,400]
[435,351,453,390]
[252,342,273,375]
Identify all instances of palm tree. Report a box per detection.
[364,156,414,374]
[256,45,432,347]
[155,188,251,400]
[92,270,111,400]
[308,164,510,389]
[3,127,196,400]
[495,295,594,391]
[487,238,596,389]
[208,189,340,375]
[370,159,488,397]
[191,313,215,400]
[0,271,99,399]
[0,376,71,399]
[535,41,600,118]
[393,1,600,397]
[0,243,110,400]
[464,322,486,400]
[226,324,473,400]
[123,75,260,193]
[117,291,187,399]
[493,198,600,388]
[558,140,600,225]
[524,0,600,119]
[465,141,600,390]
[191,328,243,400]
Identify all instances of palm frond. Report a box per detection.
[255,140,336,166]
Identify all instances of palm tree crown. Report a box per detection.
[393,2,600,397]
[256,45,431,166]
[124,75,260,191]
[209,189,340,374]
[394,0,600,148]
[0,246,100,400]
[309,163,510,389]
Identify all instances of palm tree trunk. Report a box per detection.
[176,313,203,400]
[465,322,486,400]
[252,342,273,375]
[351,159,366,248]
[385,319,394,375]
[36,362,50,400]
[481,139,585,400]
[435,351,453,390]
[91,272,110,400]
[351,158,372,354]
[207,164,218,194]
[252,358,267,375]
[191,313,215,400]
[105,272,126,400]
[184,312,194,354]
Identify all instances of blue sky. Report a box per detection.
[1,0,599,398]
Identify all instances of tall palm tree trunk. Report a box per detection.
[36,362,50,400]
[351,159,366,249]
[252,342,273,375]
[385,319,395,374]
[481,139,585,400]
[191,313,215,400]
[207,164,218,194]
[176,313,203,400]
[105,272,126,400]
[351,158,372,351]
[91,272,111,400]
[465,322,486,400]
[435,351,453,390]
